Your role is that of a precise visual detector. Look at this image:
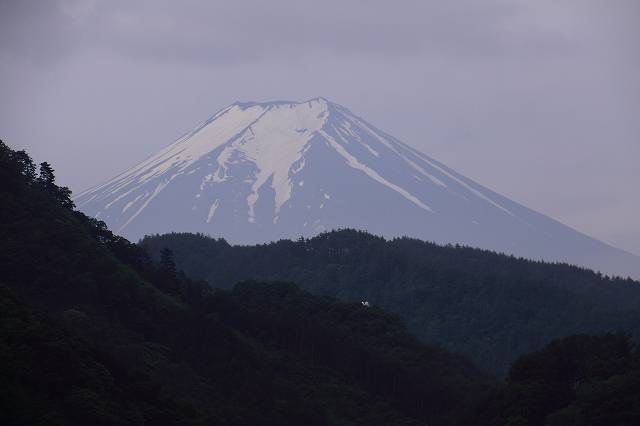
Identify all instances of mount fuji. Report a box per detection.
[75,97,639,278]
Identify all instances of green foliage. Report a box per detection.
[0,140,492,425]
[476,333,640,426]
[0,285,146,425]
[37,161,56,189]
[140,230,640,375]
[4,140,640,425]
[0,140,74,209]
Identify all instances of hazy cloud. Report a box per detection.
[1,0,638,254]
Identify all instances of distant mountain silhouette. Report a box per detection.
[76,98,640,278]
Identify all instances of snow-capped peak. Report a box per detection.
[75,97,640,279]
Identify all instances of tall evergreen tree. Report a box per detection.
[57,185,75,209]
[13,150,37,182]
[33,161,75,209]
[38,161,56,188]
[38,162,56,192]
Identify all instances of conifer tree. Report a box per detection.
[13,150,37,182]
[34,161,75,209]
[38,162,56,192]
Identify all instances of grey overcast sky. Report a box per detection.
[1,0,638,254]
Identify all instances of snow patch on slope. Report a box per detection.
[319,130,433,213]
[118,176,174,232]
[240,100,329,221]
[407,147,515,216]
[207,200,219,223]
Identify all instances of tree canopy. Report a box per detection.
[141,229,640,375]
[2,139,639,425]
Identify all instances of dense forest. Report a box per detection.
[140,230,640,375]
[477,333,640,425]
[140,231,640,375]
[2,139,640,426]
[0,142,489,424]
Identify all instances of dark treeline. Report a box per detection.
[477,333,640,425]
[0,141,490,424]
[3,139,640,425]
[140,229,640,376]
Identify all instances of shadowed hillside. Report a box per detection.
[141,230,640,375]
[0,140,492,425]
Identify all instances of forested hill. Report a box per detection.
[0,140,493,424]
[140,231,640,375]
[3,140,640,425]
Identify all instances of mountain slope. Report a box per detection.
[140,230,640,375]
[75,98,639,278]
